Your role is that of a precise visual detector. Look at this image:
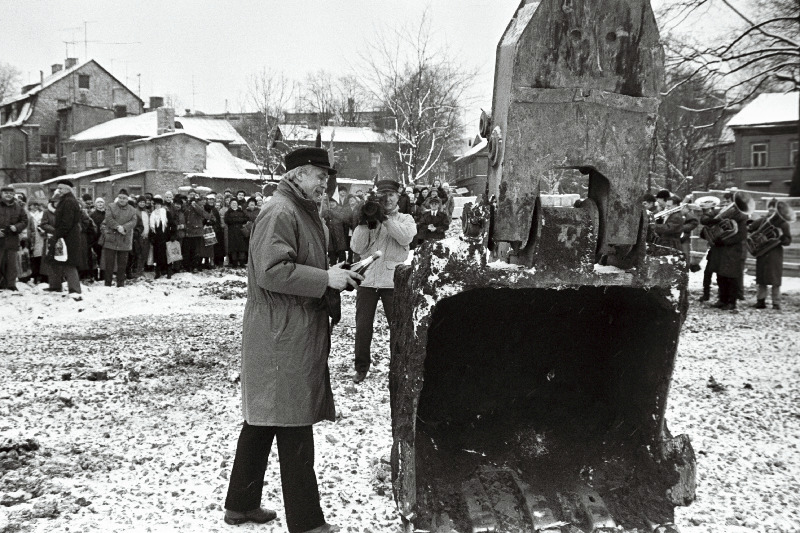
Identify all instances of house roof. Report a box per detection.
[39,168,110,185]
[276,124,392,144]
[0,59,144,108]
[70,111,247,145]
[91,169,150,183]
[0,101,33,128]
[727,92,799,128]
[127,130,210,145]
[453,138,488,163]
[199,142,260,179]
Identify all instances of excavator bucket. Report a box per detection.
[389,1,695,531]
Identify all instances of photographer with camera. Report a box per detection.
[350,179,416,384]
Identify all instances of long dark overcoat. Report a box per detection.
[716,218,747,278]
[241,178,334,426]
[751,216,792,286]
[224,208,249,254]
[51,192,83,267]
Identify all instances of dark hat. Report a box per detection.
[375,179,401,194]
[642,193,656,203]
[136,195,146,204]
[285,147,337,176]
[428,197,441,205]
[118,188,129,196]
[82,193,93,201]
[236,190,246,196]
[153,195,164,205]
[1,185,14,192]
[57,179,74,187]
[655,189,671,200]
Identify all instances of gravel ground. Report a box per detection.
[0,268,798,533]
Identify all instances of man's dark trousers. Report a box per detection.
[354,286,394,373]
[225,423,324,533]
[103,249,129,286]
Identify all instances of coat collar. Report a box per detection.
[275,178,326,245]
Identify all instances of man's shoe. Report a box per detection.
[772,303,781,310]
[721,303,736,311]
[711,300,725,308]
[353,371,367,384]
[43,287,62,293]
[697,293,710,302]
[223,507,277,525]
[752,299,766,309]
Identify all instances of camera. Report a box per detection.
[359,192,388,229]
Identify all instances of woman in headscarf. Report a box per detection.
[89,198,106,281]
[223,199,249,267]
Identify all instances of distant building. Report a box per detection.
[720,92,799,193]
[47,108,258,199]
[0,58,143,184]
[450,135,489,196]
[273,124,396,192]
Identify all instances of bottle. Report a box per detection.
[343,250,383,291]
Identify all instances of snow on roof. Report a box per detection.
[175,116,247,145]
[0,60,95,107]
[276,124,392,144]
[39,168,110,185]
[727,92,799,128]
[91,169,150,183]
[453,138,488,163]
[201,142,260,178]
[0,101,33,128]
[128,131,209,145]
[71,111,247,145]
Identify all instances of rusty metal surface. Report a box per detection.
[487,0,664,264]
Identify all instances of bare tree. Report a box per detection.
[360,13,475,184]
[0,62,21,102]
[163,93,183,111]
[334,74,375,127]
[659,0,800,193]
[241,68,296,177]
[300,70,337,126]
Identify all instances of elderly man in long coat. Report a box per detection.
[224,147,361,533]
[45,180,83,297]
[101,189,138,287]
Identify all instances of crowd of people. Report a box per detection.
[646,188,794,312]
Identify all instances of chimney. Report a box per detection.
[149,96,164,110]
[52,64,63,75]
[65,58,79,69]
[156,107,175,135]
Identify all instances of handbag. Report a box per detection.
[166,240,182,264]
[203,225,217,246]
[53,238,68,262]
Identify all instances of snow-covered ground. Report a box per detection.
[1,266,798,533]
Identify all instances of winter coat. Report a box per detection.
[184,202,211,238]
[173,209,186,240]
[102,201,138,251]
[751,216,792,286]
[443,194,455,218]
[30,211,45,258]
[351,209,416,289]
[149,208,175,266]
[241,178,334,426]
[0,199,28,251]
[397,193,412,215]
[653,211,683,251]
[224,208,249,254]
[321,200,348,253]
[89,210,106,246]
[418,209,450,240]
[712,217,747,278]
[77,209,95,271]
[50,192,83,268]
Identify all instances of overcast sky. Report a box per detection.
[1,0,735,131]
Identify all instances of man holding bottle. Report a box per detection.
[350,179,417,384]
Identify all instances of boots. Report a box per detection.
[752,299,766,309]
[772,303,781,310]
[698,288,710,302]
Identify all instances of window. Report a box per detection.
[370,153,381,168]
[71,151,77,168]
[57,99,67,109]
[85,150,92,168]
[78,74,90,90]
[114,146,123,165]
[40,135,57,156]
[97,149,104,167]
[751,144,768,167]
[129,149,134,161]
[79,185,94,198]
[791,141,798,166]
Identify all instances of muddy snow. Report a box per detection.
[1,267,798,533]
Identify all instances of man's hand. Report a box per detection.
[0,230,5,237]
[9,226,17,233]
[117,225,125,234]
[427,224,436,231]
[327,263,364,291]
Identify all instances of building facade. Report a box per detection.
[0,59,143,184]
[721,92,799,194]
[450,136,489,196]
